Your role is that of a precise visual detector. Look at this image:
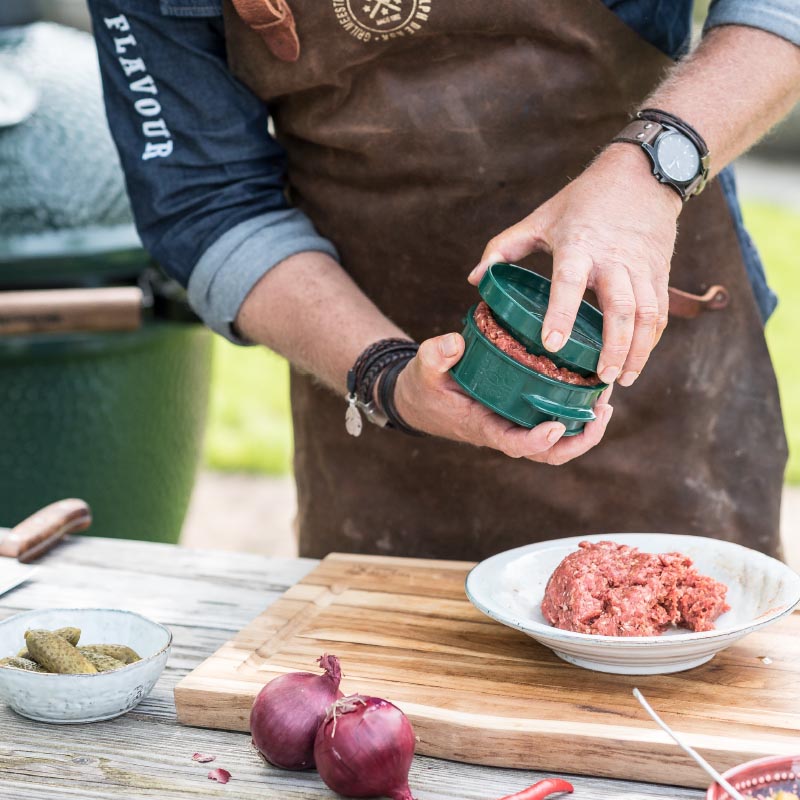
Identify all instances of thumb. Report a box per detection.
[468,211,551,286]
[416,333,465,375]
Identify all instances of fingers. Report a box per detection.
[598,383,614,405]
[414,333,465,378]
[475,387,614,460]
[593,264,636,385]
[479,416,567,459]
[617,272,660,386]
[468,211,551,286]
[541,246,592,354]
[651,271,670,351]
[542,402,614,466]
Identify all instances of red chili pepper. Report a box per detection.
[498,778,575,800]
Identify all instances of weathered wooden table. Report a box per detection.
[0,538,706,799]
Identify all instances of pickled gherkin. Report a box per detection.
[24,630,97,674]
[79,644,141,664]
[5,626,142,675]
[0,656,48,672]
[78,648,126,672]
[17,626,80,660]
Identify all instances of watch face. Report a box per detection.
[655,130,700,183]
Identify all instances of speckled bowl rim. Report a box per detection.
[0,608,173,677]
[465,534,800,648]
[706,754,800,799]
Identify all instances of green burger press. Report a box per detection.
[450,262,607,436]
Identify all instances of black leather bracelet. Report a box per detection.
[358,346,415,406]
[347,339,416,400]
[378,356,426,437]
[345,338,418,436]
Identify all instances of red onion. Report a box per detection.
[314,694,416,800]
[250,654,343,770]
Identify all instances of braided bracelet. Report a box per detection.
[345,338,418,437]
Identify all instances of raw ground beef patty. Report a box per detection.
[541,540,731,636]
[473,301,599,387]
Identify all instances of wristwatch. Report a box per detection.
[613,109,710,200]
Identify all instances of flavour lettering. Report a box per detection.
[142,141,174,160]
[103,17,173,160]
[103,14,130,31]
[134,98,161,116]
[113,34,137,54]
[118,57,146,77]
[142,119,171,138]
[129,75,158,94]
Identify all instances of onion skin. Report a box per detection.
[314,695,416,800]
[250,654,343,770]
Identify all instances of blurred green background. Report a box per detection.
[202,200,800,481]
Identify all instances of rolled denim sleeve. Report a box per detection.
[86,0,338,342]
[705,0,800,46]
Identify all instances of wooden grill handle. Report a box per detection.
[0,287,143,335]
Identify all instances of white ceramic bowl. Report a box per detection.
[0,608,171,723]
[466,533,800,675]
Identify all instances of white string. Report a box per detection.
[633,688,747,800]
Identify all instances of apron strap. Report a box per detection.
[229,0,300,62]
[668,285,730,318]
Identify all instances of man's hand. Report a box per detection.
[393,332,614,464]
[469,143,682,387]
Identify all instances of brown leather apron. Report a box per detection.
[223,0,787,560]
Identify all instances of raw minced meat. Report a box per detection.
[541,540,731,637]
[474,301,598,387]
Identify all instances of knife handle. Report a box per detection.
[0,499,92,563]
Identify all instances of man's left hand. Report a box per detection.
[469,143,682,386]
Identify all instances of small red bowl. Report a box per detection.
[706,756,800,799]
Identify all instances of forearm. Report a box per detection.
[236,251,407,393]
[645,24,800,174]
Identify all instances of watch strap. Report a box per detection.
[613,118,663,148]
[612,119,708,200]
[638,108,711,197]
[639,108,709,156]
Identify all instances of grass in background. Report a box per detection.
[202,201,800,480]
[746,202,800,483]
[203,342,292,474]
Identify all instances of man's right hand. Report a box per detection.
[393,332,614,464]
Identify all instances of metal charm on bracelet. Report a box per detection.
[344,393,389,436]
[345,338,417,437]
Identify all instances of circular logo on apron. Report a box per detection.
[333,0,432,42]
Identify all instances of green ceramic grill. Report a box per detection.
[450,263,607,436]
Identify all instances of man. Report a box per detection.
[88,0,799,559]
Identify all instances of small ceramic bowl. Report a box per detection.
[706,755,800,799]
[466,533,800,675]
[0,608,171,723]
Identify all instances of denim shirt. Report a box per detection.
[87,0,798,340]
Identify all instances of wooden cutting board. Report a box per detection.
[174,553,800,788]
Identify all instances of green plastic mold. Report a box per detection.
[450,263,606,436]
